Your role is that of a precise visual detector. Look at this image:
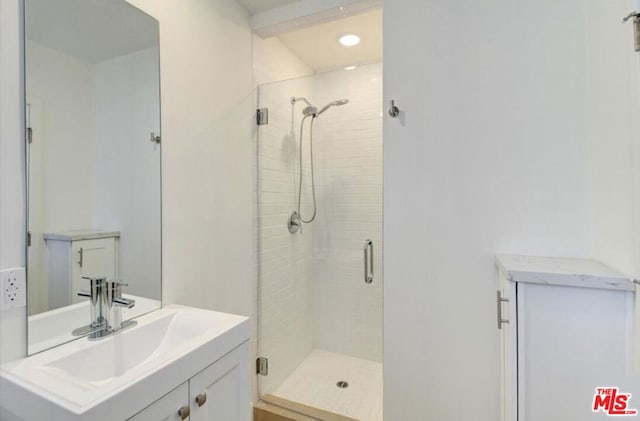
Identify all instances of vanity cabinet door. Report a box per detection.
[189,341,250,421]
[128,382,190,421]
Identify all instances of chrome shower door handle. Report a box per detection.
[364,239,374,283]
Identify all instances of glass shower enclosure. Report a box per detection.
[256,63,383,420]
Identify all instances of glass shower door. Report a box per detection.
[256,64,383,421]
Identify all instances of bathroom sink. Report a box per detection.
[28,294,160,355]
[0,305,249,420]
[42,311,175,383]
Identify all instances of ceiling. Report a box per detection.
[239,0,300,14]
[26,0,158,64]
[277,8,382,72]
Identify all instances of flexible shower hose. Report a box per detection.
[297,115,317,223]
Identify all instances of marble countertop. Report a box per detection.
[496,254,635,291]
[43,230,120,241]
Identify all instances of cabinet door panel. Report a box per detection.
[72,238,117,303]
[128,382,189,421]
[190,342,250,421]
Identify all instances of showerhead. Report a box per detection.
[302,105,318,116]
[316,99,349,115]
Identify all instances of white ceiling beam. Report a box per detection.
[251,0,381,38]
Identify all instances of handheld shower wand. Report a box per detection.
[288,97,349,233]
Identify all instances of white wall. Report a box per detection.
[0,0,27,365]
[253,35,313,86]
[587,0,640,277]
[25,41,94,233]
[384,0,596,419]
[126,0,255,318]
[92,47,161,300]
[313,63,383,362]
[25,41,94,314]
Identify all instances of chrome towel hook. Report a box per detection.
[388,100,400,118]
[622,11,640,52]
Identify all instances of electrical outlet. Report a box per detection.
[1,267,26,310]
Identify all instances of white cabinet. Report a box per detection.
[128,382,189,421]
[44,230,119,309]
[189,341,250,421]
[496,254,636,421]
[128,341,250,421]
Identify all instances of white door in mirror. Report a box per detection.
[0,268,26,310]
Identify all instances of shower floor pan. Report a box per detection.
[263,350,383,421]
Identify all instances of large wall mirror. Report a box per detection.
[25,0,161,354]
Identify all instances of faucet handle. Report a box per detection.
[106,279,128,287]
[106,280,136,309]
[82,276,107,284]
[113,297,136,309]
[77,290,91,298]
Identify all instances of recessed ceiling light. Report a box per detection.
[344,66,357,71]
[339,34,360,47]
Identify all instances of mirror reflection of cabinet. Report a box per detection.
[44,231,119,310]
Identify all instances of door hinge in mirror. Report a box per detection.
[257,108,269,126]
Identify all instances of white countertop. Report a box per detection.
[496,254,635,291]
[1,305,249,420]
[43,229,120,241]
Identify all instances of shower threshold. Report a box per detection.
[262,350,383,421]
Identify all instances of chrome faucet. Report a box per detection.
[104,281,136,334]
[73,276,107,336]
[74,276,137,340]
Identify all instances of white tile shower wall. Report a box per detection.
[257,76,316,395]
[256,63,383,396]
[312,64,383,362]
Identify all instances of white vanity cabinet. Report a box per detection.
[44,230,119,309]
[128,341,250,421]
[128,382,189,421]
[496,254,637,421]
